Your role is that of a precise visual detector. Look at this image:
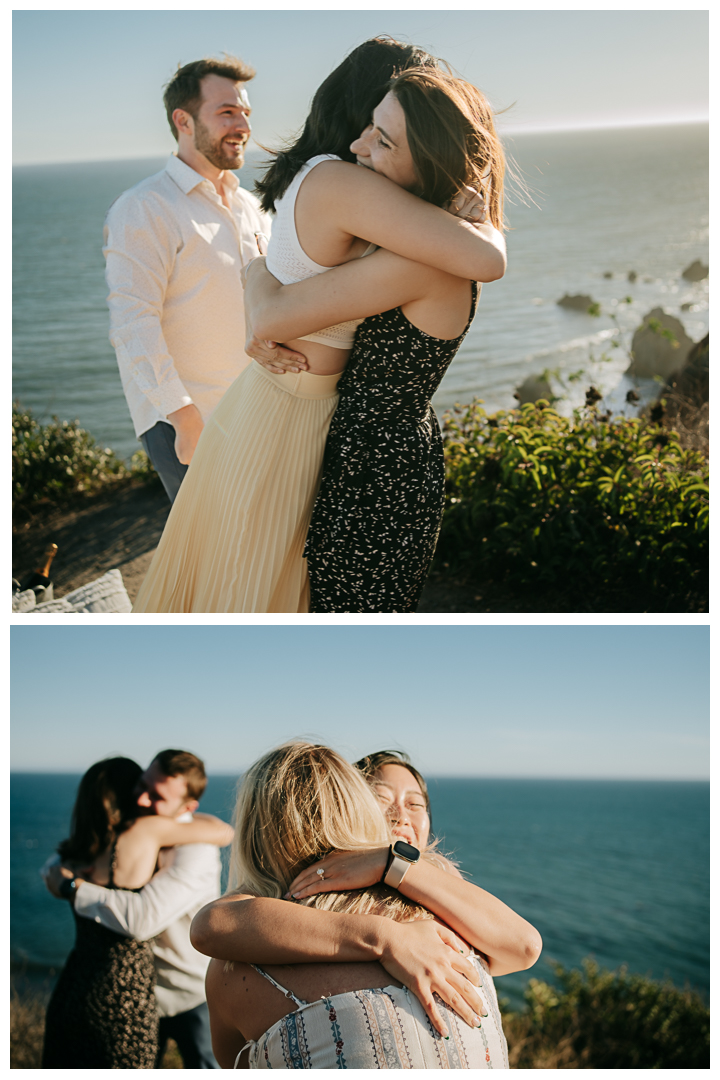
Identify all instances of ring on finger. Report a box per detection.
[316,867,325,879]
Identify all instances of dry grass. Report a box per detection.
[10,984,46,1069]
[650,333,709,455]
[503,1011,589,1068]
[10,986,186,1069]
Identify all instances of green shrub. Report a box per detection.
[437,400,708,612]
[12,404,158,509]
[502,959,710,1069]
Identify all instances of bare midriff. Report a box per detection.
[284,337,352,377]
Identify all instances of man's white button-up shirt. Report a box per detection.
[104,154,272,439]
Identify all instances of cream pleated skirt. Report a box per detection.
[133,363,340,613]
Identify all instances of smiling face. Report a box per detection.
[176,73,252,173]
[371,763,431,850]
[349,91,418,192]
[134,760,196,819]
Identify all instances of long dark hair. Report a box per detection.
[58,757,142,864]
[255,36,442,213]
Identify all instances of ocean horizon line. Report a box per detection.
[10,771,709,782]
[12,116,709,170]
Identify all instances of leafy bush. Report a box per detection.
[437,400,708,612]
[12,404,158,509]
[502,959,709,1069]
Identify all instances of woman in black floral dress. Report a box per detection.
[42,758,233,1068]
[303,288,477,611]
[245,68,505,611]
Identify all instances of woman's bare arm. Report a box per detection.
[137,813,234,849]
[205,959,248,1069]
[303,160,506,283]
[244,251,457,345]
[191,895,487,1036]
[112,815,234,889]
[287,848,542,977]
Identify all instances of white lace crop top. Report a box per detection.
[265,154,375,350]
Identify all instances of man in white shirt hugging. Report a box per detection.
[44,749,223,1068]
[104,56,302,502]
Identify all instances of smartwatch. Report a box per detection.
[382,840,420,889]
[59,876,79,901]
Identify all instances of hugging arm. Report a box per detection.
[191,895,486,1036]
[112,814,233,890]
[289,848,542,977]
[73,844,221,940]
[302,160,506,282]
[244,250,449,346]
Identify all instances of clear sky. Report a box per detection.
[13,9,708,165]
[11,625,708,779]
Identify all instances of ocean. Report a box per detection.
[11,775,709,1010]
[12,123,708,462]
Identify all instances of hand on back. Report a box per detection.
[378,917,487,1037]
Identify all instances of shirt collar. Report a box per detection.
[165,153,241,197]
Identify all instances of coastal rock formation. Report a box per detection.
[649,335,708,452]
[681,260,709,282]
[557,293,595,312]
[626,308,694,380]
[514,372,554,405]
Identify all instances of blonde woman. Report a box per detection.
[192,744,539,1068]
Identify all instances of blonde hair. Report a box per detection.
[228,742,432,924]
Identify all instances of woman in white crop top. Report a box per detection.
[133,38,505,614]
[193,742,543,1069]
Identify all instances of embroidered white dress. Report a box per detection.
[238,957,509,1069]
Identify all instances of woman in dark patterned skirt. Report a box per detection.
[244,68,505,612]
[42,757,233,1068]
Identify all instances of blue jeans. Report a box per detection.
[139,421,188,503]
[156,1001,219,1069]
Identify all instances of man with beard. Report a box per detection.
[104,58,299,501]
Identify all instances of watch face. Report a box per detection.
[393,840,420,861]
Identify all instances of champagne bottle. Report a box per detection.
[18,543,58,593]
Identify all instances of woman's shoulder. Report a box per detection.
[304,153,343,167]
[119,813,162,837]
[293,157,397,210]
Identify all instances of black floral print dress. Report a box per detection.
[42,846,159,1069]
[305,282,478,612]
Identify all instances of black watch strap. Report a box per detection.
[382,845,394,880]
[59,876,78,901]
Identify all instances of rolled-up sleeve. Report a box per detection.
[104,196,193,420]
[74,844,221,941]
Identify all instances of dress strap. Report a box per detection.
[234,1041,254,1069]
[107,838,118,888]
[251,964,306,1006]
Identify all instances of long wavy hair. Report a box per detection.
[228,742,433,924]
[255,36,442,214]
[389,67,505,226]
[58,757,142,864]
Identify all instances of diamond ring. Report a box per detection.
[316,868,325,878]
